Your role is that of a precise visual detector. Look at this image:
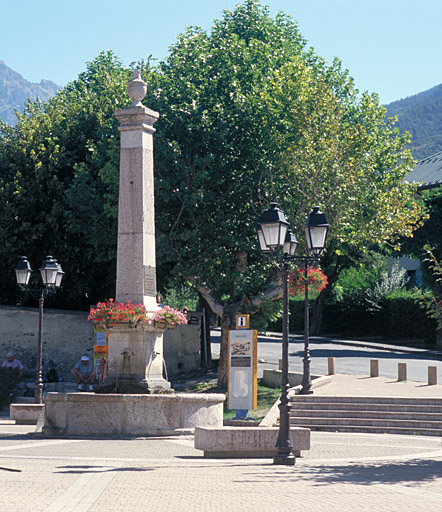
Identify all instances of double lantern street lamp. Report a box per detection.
[15,255,64,404]
[256,202,329,466]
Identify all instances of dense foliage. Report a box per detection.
[0,52,132,308]
[0,2,430,380]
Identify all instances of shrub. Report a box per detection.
[322,289,436,341]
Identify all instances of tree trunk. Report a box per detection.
[217,303,241,388]
[198,293,212,368]
[436,329,442,349]
[217,312,231,388]
[197,271,284,388]
[310,287,328,336]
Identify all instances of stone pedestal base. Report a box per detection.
[97,377,172,394]
[105,323,170,391]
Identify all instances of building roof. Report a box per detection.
[405,150,442,190]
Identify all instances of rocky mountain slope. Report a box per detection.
[0,60,60,125]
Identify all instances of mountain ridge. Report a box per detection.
[0,59,60,125]
[386,83,442,161]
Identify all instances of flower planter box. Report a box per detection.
[95,321,139,329]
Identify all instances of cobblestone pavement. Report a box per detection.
[1,373,442,511]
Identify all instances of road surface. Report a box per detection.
[210,330,442,383]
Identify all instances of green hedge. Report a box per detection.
[269,294,437,342]
[322,295,436,340]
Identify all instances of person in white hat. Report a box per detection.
[2,352,24,378]
[72,355,95,391]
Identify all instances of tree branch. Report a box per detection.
[196,283,224,318]
[250,268,284,309]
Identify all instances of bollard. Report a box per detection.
[279,359,283,371]
[328,357,335,375]
[428,366,438,385]
[370,359,379,378]
[398,362,407,382]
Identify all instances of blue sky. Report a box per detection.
[1,0,441,104]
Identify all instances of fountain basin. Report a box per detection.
[42,392,225,437]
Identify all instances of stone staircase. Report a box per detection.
[290,396,442,436]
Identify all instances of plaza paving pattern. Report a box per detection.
[1,373,442,511]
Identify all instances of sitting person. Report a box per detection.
[72,355,95,391]
[2,352,24,396]
[2,352,24,378]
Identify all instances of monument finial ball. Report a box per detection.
[127,69,147,107]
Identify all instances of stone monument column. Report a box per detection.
[105,70,170,392]
[114,70,158,311]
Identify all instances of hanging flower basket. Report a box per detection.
[289,267,328,296]
[88,299,149,328]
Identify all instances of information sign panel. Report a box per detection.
[228,329,257,410]
[93,327,109,383]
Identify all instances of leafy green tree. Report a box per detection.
[0,2,426,388]
[145,1,311,384]
[400,188,442,262]
[148,1,424,384]
[259,57,424,333]
[413,246,442,347]
[400,188,442,345]
[0,51,132,308]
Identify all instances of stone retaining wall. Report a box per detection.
[0,306,201,383]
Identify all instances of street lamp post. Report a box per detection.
[300,206,330,395]
[256,203,328,465]
[15,255,64,404]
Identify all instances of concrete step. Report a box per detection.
[43,382,78,392]
[289,396,442,436]
[292,396,442,406]
[291,410,442,421]
[291,403,442,413]
[290,416,442,429]
[11,397,35,404]
[289,424,442,436]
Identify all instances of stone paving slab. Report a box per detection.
[312,373,442,397]
[0,442,441,511]
[0,432,440,511]
[0,373,441,510]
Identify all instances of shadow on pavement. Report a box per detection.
[241,458,442,486]
[55,465,154,474]
[299,458,442,486]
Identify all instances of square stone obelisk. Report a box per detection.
[106,70,170,391]
[114,70,159,311]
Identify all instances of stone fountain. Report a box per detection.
[42,71,224,436]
